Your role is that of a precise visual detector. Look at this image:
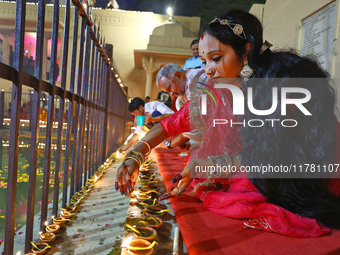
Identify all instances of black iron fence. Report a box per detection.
[0,0,130,253]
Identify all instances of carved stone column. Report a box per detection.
[142,55,160,98]
[1,30,12,65]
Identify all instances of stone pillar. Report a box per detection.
[43,34,49,80]
[142,55,160,98]
[1,31,11,65]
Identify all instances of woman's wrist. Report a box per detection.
[134,140,151,156]
[123,150,145,166]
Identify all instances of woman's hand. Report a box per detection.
[160,158,213,200]
[170,160,197,196]
[115,158,140,195]
[159,160,196,200]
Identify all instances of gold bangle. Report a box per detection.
[135,140,151,156]
[126,150,145,164]
[124,156,141,166]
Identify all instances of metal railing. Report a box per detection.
[0,0,130,253]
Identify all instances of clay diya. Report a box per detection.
[139,166,149,172]
[125,224,157,241]
[46,224,60,233]
[143,208,171,217]
[133,227,157,241]
[85,181,94,188]
[39,232,56,243]
[138,198,159,207]
[53,216,71,225]
[60,210,76,219]
[137,217,163,228]
[77,189,90,196]
[138,186,159,193]
[61,205,77,212]
[30,242,51,254]
[138,180,158,186]
[137,201,162,211]
[70,197,82,204]
[139,173,155,181]
[66,201,80,208]
[127,239,157,255]
[136,193,151,202]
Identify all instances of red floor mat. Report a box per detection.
[154,147,340,255]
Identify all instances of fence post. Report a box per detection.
[0,90,4,129]
[29,91,33,131]
[102,44,112,162]
[0,138,2,170]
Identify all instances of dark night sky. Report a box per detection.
[25,0,266,26]
[94,0,266,26]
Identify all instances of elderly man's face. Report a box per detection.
[158,74,186,96]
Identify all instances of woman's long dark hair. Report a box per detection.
[201,10,340,228]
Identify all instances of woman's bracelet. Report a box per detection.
[207,153,233,179]
[135,140,151,156]
[129,150,145,163]
[124,156,141,166]
[123,150,145,166]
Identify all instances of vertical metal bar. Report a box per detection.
[28,92,33,131]
[90,27,100,176]
[93,41,102,172]
[25,0,45,252]
[4,0,26,253]
[63,5,79,207]
[0,90,4,129]
[71,99,79,195]
[0,141,2,171]
[73,13,85,194]
[95,44,103,167]
[102,45,112,162]
[52,0,71,217]
[77,5,91,190]
[99,55,106,162]
[40,0,59,231]
[85,24,96,182]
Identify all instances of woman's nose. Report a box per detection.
[205,66,215,77]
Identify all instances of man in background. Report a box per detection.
[119,97,173,152]
[183,39,204,71]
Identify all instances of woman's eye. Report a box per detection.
[213,56,222,62]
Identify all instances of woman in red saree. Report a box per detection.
[116,10,340,237]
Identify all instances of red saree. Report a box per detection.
[159,78,339,237]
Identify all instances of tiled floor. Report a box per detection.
[52,160,130,255]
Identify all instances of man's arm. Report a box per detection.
[118,133,139,153]
[148,114,172,123]
[159,133,190,149]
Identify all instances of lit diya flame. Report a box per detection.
[53,216,71,225]
[60,210,76,218]
[46,224,60,233]
[39,232,56,243]
[121,236,133,248]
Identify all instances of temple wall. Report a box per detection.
[250,0,340,120]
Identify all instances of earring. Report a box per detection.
[208,68,215,76]
[239,59,253,82]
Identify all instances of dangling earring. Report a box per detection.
[239,59,253,82]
